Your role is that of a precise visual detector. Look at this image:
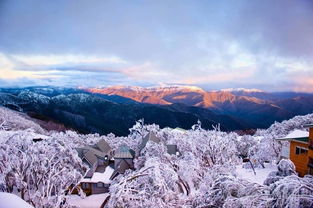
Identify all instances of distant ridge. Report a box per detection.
[1,86,313,136]
[86,85,266,108]
[85,85,313,129]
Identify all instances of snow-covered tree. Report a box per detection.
[0,130,86,207]
[270,175,313,208]
[0,112,313,208]
[264,159,297,185]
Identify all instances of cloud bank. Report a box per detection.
[0,0,312,91]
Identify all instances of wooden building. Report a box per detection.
[139,131,161,153]
[80,165,114,195]
[166,144,181,156]
[277,125,313,177]
[75,139,114,195]
[140,132,181,156]
[110,145,135,179]
[74,132,182,196]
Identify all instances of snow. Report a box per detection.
[253,136,264,141]
[236,163,277,185]
[102,85,205,92]
[0,192,34,208]
[284,129,308,139]
[81,166,114,183]
[31,132,49,140]
[68,193,109,208]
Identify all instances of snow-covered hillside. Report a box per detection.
[0,111,312,208]
[0,107,44,133]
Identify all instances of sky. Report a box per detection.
[0,0,313,92]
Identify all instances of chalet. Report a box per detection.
[75,132,181,196]
[80,165,114,195]
[76,139,114,195]
[277,125,313,177]
[139,131,161,153]
[31,133,49,143]
[110,145,135,179]
[140,131,181,156]
[166,144,181,156]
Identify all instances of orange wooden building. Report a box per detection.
[278,124,313,177]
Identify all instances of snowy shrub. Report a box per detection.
[264,159,296,186]
[270,175,313,208]
[108,158,184,208]
[277,159,297,176]
[194,175,271,208]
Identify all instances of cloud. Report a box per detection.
[0,0,312,91]
[11,54,127,66]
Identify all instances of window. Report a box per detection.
[295,146,308,155]
[97,182,104,188]
[81,183,89,189]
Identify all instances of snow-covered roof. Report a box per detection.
[276,129,309,142]
[252,136,263,142]
[31,133,49,139]
[171,127,187,134]
[81,166,114,184]
[0,192,34,208]
[285,130,308,139]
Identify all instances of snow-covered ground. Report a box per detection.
[68,193,109,208]
[0,192,34,208]
[236,163,277,185]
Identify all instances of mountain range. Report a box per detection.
[0,86,312,136]
[86,86,313,128]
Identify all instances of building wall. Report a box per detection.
[290,141,309,177]
[79,182,110,195]
[80,183,92,196]
[281,142,290,158]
